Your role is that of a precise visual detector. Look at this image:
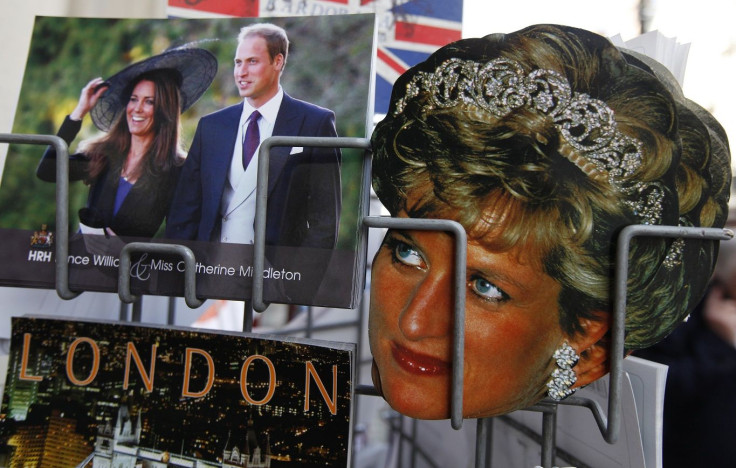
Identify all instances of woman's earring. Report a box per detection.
[546,341,579,401]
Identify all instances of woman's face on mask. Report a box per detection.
[368,212,568,419]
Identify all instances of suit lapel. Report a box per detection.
[205,104,242,212]
[269,94,301,194]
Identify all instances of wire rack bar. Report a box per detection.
[362,216,468,430]
[251,136,372,312]
[117,242,203,308]
[0,133,78,300]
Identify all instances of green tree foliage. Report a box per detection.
[0,15,373,249]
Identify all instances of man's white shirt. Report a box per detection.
[220,88,284,244]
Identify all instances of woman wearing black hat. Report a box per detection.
[36,46,217,238]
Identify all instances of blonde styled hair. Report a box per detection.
[372,24,730,350]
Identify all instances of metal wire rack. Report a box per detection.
[2,132,731,468]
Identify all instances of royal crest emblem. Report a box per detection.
[30,224,54,248]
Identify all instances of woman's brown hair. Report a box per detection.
[81,68,185,186]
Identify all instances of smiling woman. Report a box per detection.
[35,45,217,238]
[126,80,156,145]
[369,24,731,419]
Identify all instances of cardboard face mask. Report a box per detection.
[368,24,731,419]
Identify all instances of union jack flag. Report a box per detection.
[375,0,463,114]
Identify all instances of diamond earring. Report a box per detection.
[546,341,579,401]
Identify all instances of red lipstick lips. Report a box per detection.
[391,342,450,376]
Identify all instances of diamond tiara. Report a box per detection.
[393,57,665,225]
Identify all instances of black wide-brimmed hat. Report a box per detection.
[90,44,218,131]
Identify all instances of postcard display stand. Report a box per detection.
[1,132,733,468]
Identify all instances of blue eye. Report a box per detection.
[394,241,423,267]
[470,276,506,302]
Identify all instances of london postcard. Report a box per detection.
[0,316,355,467]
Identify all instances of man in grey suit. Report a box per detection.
[166,23,341,249]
